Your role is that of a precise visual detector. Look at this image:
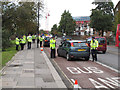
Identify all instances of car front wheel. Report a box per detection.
[66,53,71,61]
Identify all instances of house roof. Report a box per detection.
[115,1,120,10]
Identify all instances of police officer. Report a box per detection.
[23,34,26,44]
[36,34,40,48]
[32,34,35,43]
[39,36,44,47]
[20,36,25,50]
[16,36,20,50]
[50,36,56,58]
[90,36,99,62]
[27,34,32,49]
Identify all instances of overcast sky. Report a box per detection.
[40,0,119,31]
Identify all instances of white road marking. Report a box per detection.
[89,78,108,88]
[67,67,104,74]
[90,59,120,73]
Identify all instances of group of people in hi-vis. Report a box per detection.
[15,33,44,50]
[16,33,56,59]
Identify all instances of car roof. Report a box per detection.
[67,40,86,43]
[62,37,72,39]
[88,37,106,39]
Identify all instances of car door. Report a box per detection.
[58,43,64,56]
[65,42,71,57]
[62,42,71,57]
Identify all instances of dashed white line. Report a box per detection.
[90,59,120,73]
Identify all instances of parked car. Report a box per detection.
[61,36,72,44]
[87,37,107,53]
[57,40,90,61]
[43,37,51,47]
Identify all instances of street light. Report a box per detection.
[37,2,40,34]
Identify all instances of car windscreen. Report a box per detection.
[45,37,50,40]
[96,38,106,44]
[73,42,87,47]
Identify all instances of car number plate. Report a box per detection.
[67,39,69,40]
[99,45,103,47]
[78,49,85,51]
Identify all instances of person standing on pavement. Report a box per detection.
[27,34,32,49]
[32,34,35,43]
[90,36,99,62]
[20,36,25,50]
[16,36,20,50]
[23,34,26,45]
[50,36,56,58]
[39,36,44,47]
[36,34,40,48]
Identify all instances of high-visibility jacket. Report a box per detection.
[20,38,25,44]
[39,37,44,41]
[23,35,26,39]
[32,35,35,39]
[90,39,98,49]
[16,38,19,45]
[27,36,32,42]
[36,36,39,39]
[23,35,26,43]
[50,39,56,49]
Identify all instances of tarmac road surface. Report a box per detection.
[44,38,120,89]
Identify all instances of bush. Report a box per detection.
[2,30,12,50]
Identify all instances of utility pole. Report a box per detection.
[37,2,40,34]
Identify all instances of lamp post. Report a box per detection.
[37,2,40,34]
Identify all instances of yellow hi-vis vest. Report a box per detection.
[39,37,44,41]
[50,39,56,49]
[23,35,26,39]
[32,35,35,39]
[90,39,98,49]
[20,38,25,44]
[27,36,32,42]
[16,38,19,45]
[23,35,26,43]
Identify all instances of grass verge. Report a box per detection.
[1,46,17,68]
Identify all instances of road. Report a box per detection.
[44,38,120,89]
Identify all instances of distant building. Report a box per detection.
[114,0,120,15]
[73,16,93,36]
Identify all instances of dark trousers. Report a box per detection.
[28,42,31,49]
[32,39,35,43]
[16,45,19,50]
[20,43,24,50]
[91,49,97,61]
[51,48,56,58]
[37,39,39,48]
[40,41,42,47]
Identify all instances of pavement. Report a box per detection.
[0,43,66,89]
